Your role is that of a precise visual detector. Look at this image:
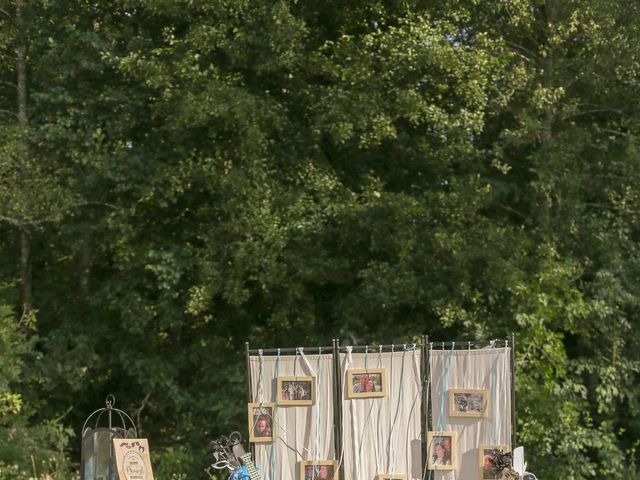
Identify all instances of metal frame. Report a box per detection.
[80,395,137,480]
[243,335,518,476]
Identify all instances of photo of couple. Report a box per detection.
[347,369,386,398]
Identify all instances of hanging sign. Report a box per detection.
[113,438,155,480]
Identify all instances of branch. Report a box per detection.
[0,8,15,23]
[0,108,19,119]
[73,201,121,210]
[134,392,152,436]
[499,204,527,220]
[0,81,18,90]
[0,214,25,228]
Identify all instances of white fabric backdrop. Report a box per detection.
[340,349,423,480]
[429,347,512,480]
[249,352,336,480]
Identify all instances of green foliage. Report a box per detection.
[0,0,639,478]
[0,304,74,478]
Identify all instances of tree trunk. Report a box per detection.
[20,230,32,312]
[16,0,32,313]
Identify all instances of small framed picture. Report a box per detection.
[449,389,489,417]
[479,445,509,480]
[377,475,407,480]
[427,431,457,470]
[300,460,339,480]
[346,368,386,398]
[247,402,276,443]
[276,376,315,406]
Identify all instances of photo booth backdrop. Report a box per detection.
[249,352,336,480]
[340,349,422,480]
[429,347,512,480]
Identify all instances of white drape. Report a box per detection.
[249,353,336,480]
[340,349,422,480]
[429,347,512,480]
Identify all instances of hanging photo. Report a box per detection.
[448,388,489,417]
[427,431,457,471]
[247,402,276,443]
[300,460,339,480]
[376,474,407,480]
[276,376,315,406]
[346,368,386,398]
[479,445,510,480]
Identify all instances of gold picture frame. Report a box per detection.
[427,431,457,471]
[247,402,276,443]
[479,445,510,480]
[276,376,315,406]
[448,388,489,417]
[346,368,387,398]
[300,460,339,480]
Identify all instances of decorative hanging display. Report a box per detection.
[242,338,528,480]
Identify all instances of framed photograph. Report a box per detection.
[346,368,386,398]
[449,388,489,417]
[377,475,407,480]
[276,376,315,406]
[479,445,510,480]
[300,460,339,480]
[247,402,276,443]
[427,431,457,471]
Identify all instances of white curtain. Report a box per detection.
[249,352,336,480]
[429,347,512,480]
[340,349,422,480]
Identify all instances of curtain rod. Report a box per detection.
[338,343,420,351]
[429,339,510,348]
[248,346,334,355]
[248,339,512,355]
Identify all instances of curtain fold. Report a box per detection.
[249,353,336,480]
[429,347,512,480]
[340,350,423,480]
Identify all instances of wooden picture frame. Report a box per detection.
[247,402,276,443]
[276,376,315,406]
[346,368,387,398]
[376,474,407,480]
[427,431,457,471]
[448,388,489,417]
[300,460,339,480]
[479,445,510,480]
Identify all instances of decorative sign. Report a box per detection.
[113,438,154,480]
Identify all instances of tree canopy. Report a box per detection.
[1,0,639,478]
